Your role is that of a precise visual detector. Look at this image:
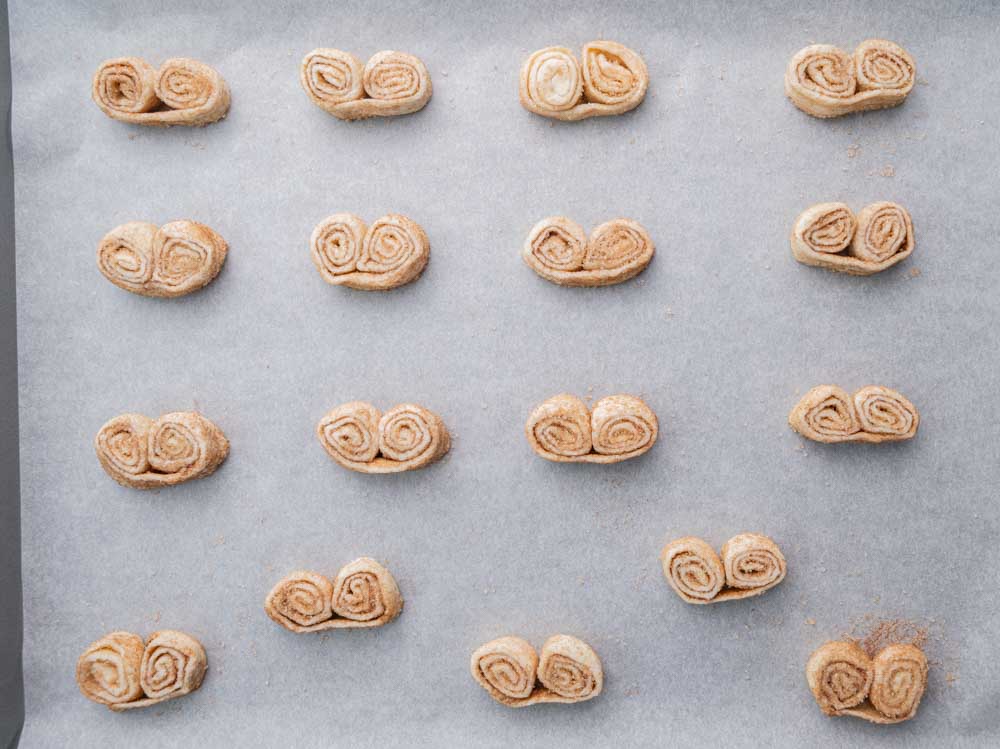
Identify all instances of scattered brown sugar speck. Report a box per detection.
[909,267,922,278]
[880,165,895,177]
[844,617,929,657]
[946,672,958,685]
[847,144,860,158]
[805,618,816,626]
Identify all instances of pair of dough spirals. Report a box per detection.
[789,385,919,444]
[471,634,602,707]
[317,401,450,473]
[98,221,228,297]
[785,39,915,118]
[660,533,786,604]
[526,393,657,463]
[300,49,432,120]
[523,217,654,286]
[95,411,229,489]
[791,202,913,275]
[264,558,403,633]
[77,630,207,711]
[311,214,430,290]
[807,641,928,723]
[520,41,648,121]
[92,57,230,126]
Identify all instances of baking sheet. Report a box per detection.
[10,1,1000,746]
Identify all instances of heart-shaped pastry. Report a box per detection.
[526,393,657,463]
[77,629,207,711]
[660,533,786,604]
[311,214,430,290]
[265,558,403,633]
[98,220,227,297]
[791,202,913,275]
[807,640,928,724]
[789,385,919,443]
[471,634,602,707]
[523,217,654,286]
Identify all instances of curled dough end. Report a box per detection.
[526,393,657,463]
[864,643,928,722]
[301,49,431,120]
[77,631,145,706]
[471,636,539,706]
[95,411,229,489]
[718,533,786,596]
[537,634,603,703]
[315,214,429,290]
[471,635,602,707]
[317,402,449,473]
[790,385,918,443]
[785,40,914,118]
[520,41,647,121]
[98,220,227,297]
[93,57,229,126]
[660,536,725,603]
[807,641,873,715]
[788,385,861,443]
[264,559,402,632]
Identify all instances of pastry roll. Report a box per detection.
[77,629,207,711]
[789,385,918,444]
[471,634,602,707]
[310,214,429,290]
[785,40,915,118]
[93,57,230,126]
[523,217,654,286]
[806,640,928,724]
[520,41,647,121]
[661,533,786,604]
[98,220,228,297]
[791,202,913,275]
[95,411,229,489]
[316,401,449,474]
[265,558,402,632]
[526,393,657,463]
[301,49,431,120]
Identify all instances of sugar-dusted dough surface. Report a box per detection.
[11,2,1000,748]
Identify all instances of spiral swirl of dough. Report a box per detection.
[76,632,145,706]
[471,637,539,705]
[310,213,366,281]
[590,394,658,457]
[807,641,873,715]
[316,401,381,467]
[525,217,588,274]
[300,49,365,109]
[378,404,446,464]
[793,203,856,255]
[721,533,787,591]
[785,40,915,118]
[868,644,928,721]
[264,571,334,630]
[93,57,229,126]
[332,557,402,623]
[97,222,157,294]
[660,537,726,603]
[788,385,861,443]
[301,49,431,120]
[853,386,919,440]
[520,41,647,121]
[525,393,593,459]
[537,635,603,702]
[852,202,911,264]
[855,40,915,93]
[96,411,229,489]
[136,630,207,705]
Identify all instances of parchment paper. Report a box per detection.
[11,1,1000,747]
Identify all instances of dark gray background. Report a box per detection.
[10,1,1000,747]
